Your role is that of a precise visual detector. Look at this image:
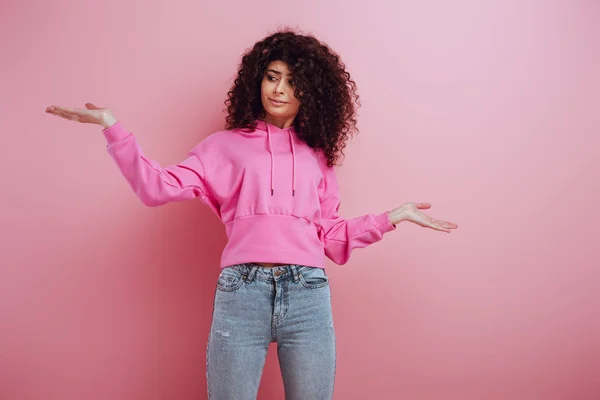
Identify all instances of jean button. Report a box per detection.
[274,270,283,277]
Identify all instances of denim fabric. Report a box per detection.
[207,264,336,399]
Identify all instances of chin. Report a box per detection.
[265,107,290,118]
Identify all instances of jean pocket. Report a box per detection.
[298,267,329,289]
[216,267,246,292]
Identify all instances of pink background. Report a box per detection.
[1,0,599,399]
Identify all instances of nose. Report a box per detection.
[273,80,285,94]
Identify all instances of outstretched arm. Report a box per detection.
[45,104,213,207]
[318,167,395,265]
[102,122,209,206]
[318,167,458,265]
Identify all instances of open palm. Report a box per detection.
[45,103,117,128]
[389,202,457,233]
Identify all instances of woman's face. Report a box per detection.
[260,60,301,129]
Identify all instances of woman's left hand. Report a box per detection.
[388,202,458,233]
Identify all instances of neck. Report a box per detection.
[262,114,295,129]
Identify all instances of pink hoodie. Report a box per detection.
[103,120,396,269]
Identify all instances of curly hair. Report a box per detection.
[224,29,360,167]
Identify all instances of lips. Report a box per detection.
[269,98,288,105]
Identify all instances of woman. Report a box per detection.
[46,29,457,400]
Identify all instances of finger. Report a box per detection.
[416,203,431,209]
[46,106,75,115]
[50,106,88,117]
[57,109,79,121]
[427,223,450,233]
[54,108,75,118]
[85,103,102,110]
[434,219,458,229]
[45,105,61,114]
[45,106,68,118]
[420,212,458,230]
[418,217,450,232]
[46,106,82,121]
[50,106,77,113]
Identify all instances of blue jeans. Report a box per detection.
[206,264,336,400]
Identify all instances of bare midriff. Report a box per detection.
[253,262,288,268]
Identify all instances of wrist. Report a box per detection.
[100,114,118,129]
[387,209,406,226]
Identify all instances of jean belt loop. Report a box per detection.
[291,265,300,283]
[246,265,258,283]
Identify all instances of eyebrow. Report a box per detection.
[267,69,292,76]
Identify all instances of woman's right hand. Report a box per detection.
[45,103,118,129]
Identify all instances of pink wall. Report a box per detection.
[1,0,599,399]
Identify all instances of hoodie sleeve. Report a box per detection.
[318,165,396,265]
[102,121,217,211]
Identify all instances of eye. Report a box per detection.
[267,74,277,82]
[288,79,295,86]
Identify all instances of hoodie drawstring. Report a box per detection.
[289,130,296,197]
[266,124,275,196]
[265,123,296,197]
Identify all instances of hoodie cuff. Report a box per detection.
[102,121,130,144]
[374,212,397,234]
